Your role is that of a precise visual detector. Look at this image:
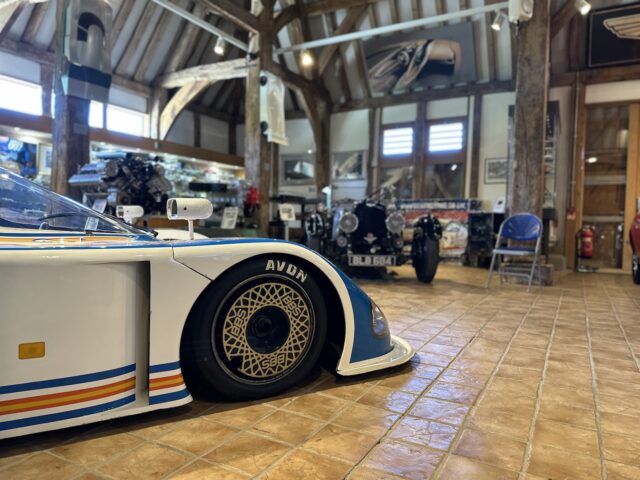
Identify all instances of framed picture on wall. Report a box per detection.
[332,151,366,180]
[281,154,315,185]
[588,2,640,68]
[484,158,508,184]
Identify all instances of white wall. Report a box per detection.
[166,110,194,146]
[478,91,515,210]
[586,80,640,104]
[383,104,417,124]
[0,52,39,83]
[331,110,369,201]
[201,116,229,154]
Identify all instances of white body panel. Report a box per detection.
[0,234,413,439]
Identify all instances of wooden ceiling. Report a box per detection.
[0,0,630,123]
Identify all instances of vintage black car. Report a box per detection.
[304,195,442,283]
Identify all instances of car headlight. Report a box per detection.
[339,212,359,234]
[386,212,405,234]
[336,234,348,248]
[371,302,390,338]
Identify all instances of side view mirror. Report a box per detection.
[166,198,213,240]
[116,205,144,224]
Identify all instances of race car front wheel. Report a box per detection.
[182,256,327,400]
[633,252,640,285]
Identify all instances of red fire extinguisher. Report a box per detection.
[579,226,594,258]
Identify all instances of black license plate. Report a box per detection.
[348,255,396,267]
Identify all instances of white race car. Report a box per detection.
[0,167,414,439]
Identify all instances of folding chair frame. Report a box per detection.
[485,216,543,293]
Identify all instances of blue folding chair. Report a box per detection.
[485,213,543,292]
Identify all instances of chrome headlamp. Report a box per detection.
[385,212,405,234]
[339,212,359,234]
[371,302,390,338]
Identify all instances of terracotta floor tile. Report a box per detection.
[302,423,378,463]
[435,454,518,480]
[283,393,349,421]
[205,432,289,475]
[348,466,405,480]
[332,403,400,438]
[606,460,640,480]
[480,389,536,416]
[389,416,458,451]
[157,418,238,455]
[0,452,80,480]
[251,410,323,445]
[421,342,464,356]
[494,364,542,386]
[425,381,480,405]
[357,385,418,413]
[603,433,640,467]
[409,397,470,426]
[600,411,640,438]
[541,384,595,410]
[527,442,601,480]
[204,403,276,429]
[438,368,490,388]
[363,439,444,480]
[538,397,596,429]
[263,449,351,480]
[533,419,599,457]
[453,428,526,472]
[469,408,532,442]
[487,376,539,397]
[98,442,190,480]
[51,430,141,468]
[169,461,250,480]
[317,378,372,401]
[377,372,434,394]
[599,392,640,417]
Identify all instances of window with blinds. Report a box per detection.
[428,122,465,153]
[382,127,414,156]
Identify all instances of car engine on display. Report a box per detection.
[304,188,442,283]
[68,151,172,215]
[0,167,414,439]
[631,211,640,284]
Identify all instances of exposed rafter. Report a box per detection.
[160,80,210,139]
[162,4,207,74]
[335,80,514,112]
[198,0,258,33]
[317,7,367,76]
[551,0,578,39]
[274,0,380,32]
[156,58,248,89]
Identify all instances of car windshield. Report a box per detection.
[0,167,147,235]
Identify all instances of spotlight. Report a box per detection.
[575,0,591,16]
[451,164,458,171]
[301,50,314,67]
[586,156,598,164]
[214,37,226,55]
[491,11,507,31]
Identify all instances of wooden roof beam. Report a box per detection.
[551,0,578,39]
[198,0,258,33]
[335,80,514,112]
[155,59,249,89]
[275,0,379,32]
[317,6,367,76]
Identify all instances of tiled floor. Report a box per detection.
[2,264,640,480]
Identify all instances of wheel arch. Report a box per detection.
[179,252,346,390]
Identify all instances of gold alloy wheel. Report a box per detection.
[219,280,314,381]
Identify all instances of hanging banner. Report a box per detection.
[259,71,288,146]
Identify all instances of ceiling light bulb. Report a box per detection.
[451,164,458,171]
[586,156,598,164]
[214,37,226,55]
[575,0,591,16]
[301,50,314,67]
[491,11,506,31]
